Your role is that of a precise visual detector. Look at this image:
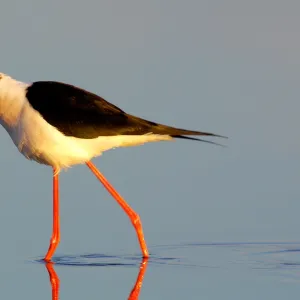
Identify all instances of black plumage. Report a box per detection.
[26,81,223,143]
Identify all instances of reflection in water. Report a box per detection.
[128,258,148,300]
[45,258,149,300]
[46,263,60,300]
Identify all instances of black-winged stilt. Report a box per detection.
[0,73,224,261]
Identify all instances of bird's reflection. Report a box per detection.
[128,258,148,300]
[45,257,149,300]
[45,262,60,300]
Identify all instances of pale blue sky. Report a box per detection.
[0,1,299,299]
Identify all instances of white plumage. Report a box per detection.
[0,73,172,172]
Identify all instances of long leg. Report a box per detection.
[86,161,149,258]
[44,168,60,261]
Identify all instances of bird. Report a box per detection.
[0,73,225,261]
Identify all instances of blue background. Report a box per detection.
[0,1,299,299]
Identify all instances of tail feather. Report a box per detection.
[155,124,227,139]
[127,114,227,145]
[171,135,226,146]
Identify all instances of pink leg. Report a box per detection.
[86,161,149,258]
[44,168,60,262]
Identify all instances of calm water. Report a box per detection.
[0,146,299,300]
[1,0,300,299]
[3,240,300,299]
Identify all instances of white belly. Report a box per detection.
[5,103,172,171]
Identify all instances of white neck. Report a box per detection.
[0,76,28,130]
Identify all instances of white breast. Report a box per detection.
[0,75,172,172]
[7,101,172,171]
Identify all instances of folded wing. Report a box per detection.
[26,81,225,145]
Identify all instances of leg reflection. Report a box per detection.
[46,262,60,300]
[128,258,149,300]
[45,257,149,300]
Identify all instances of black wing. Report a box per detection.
[26,81,224,143]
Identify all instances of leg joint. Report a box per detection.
[50,235,60,245]
[132,213,141,226]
